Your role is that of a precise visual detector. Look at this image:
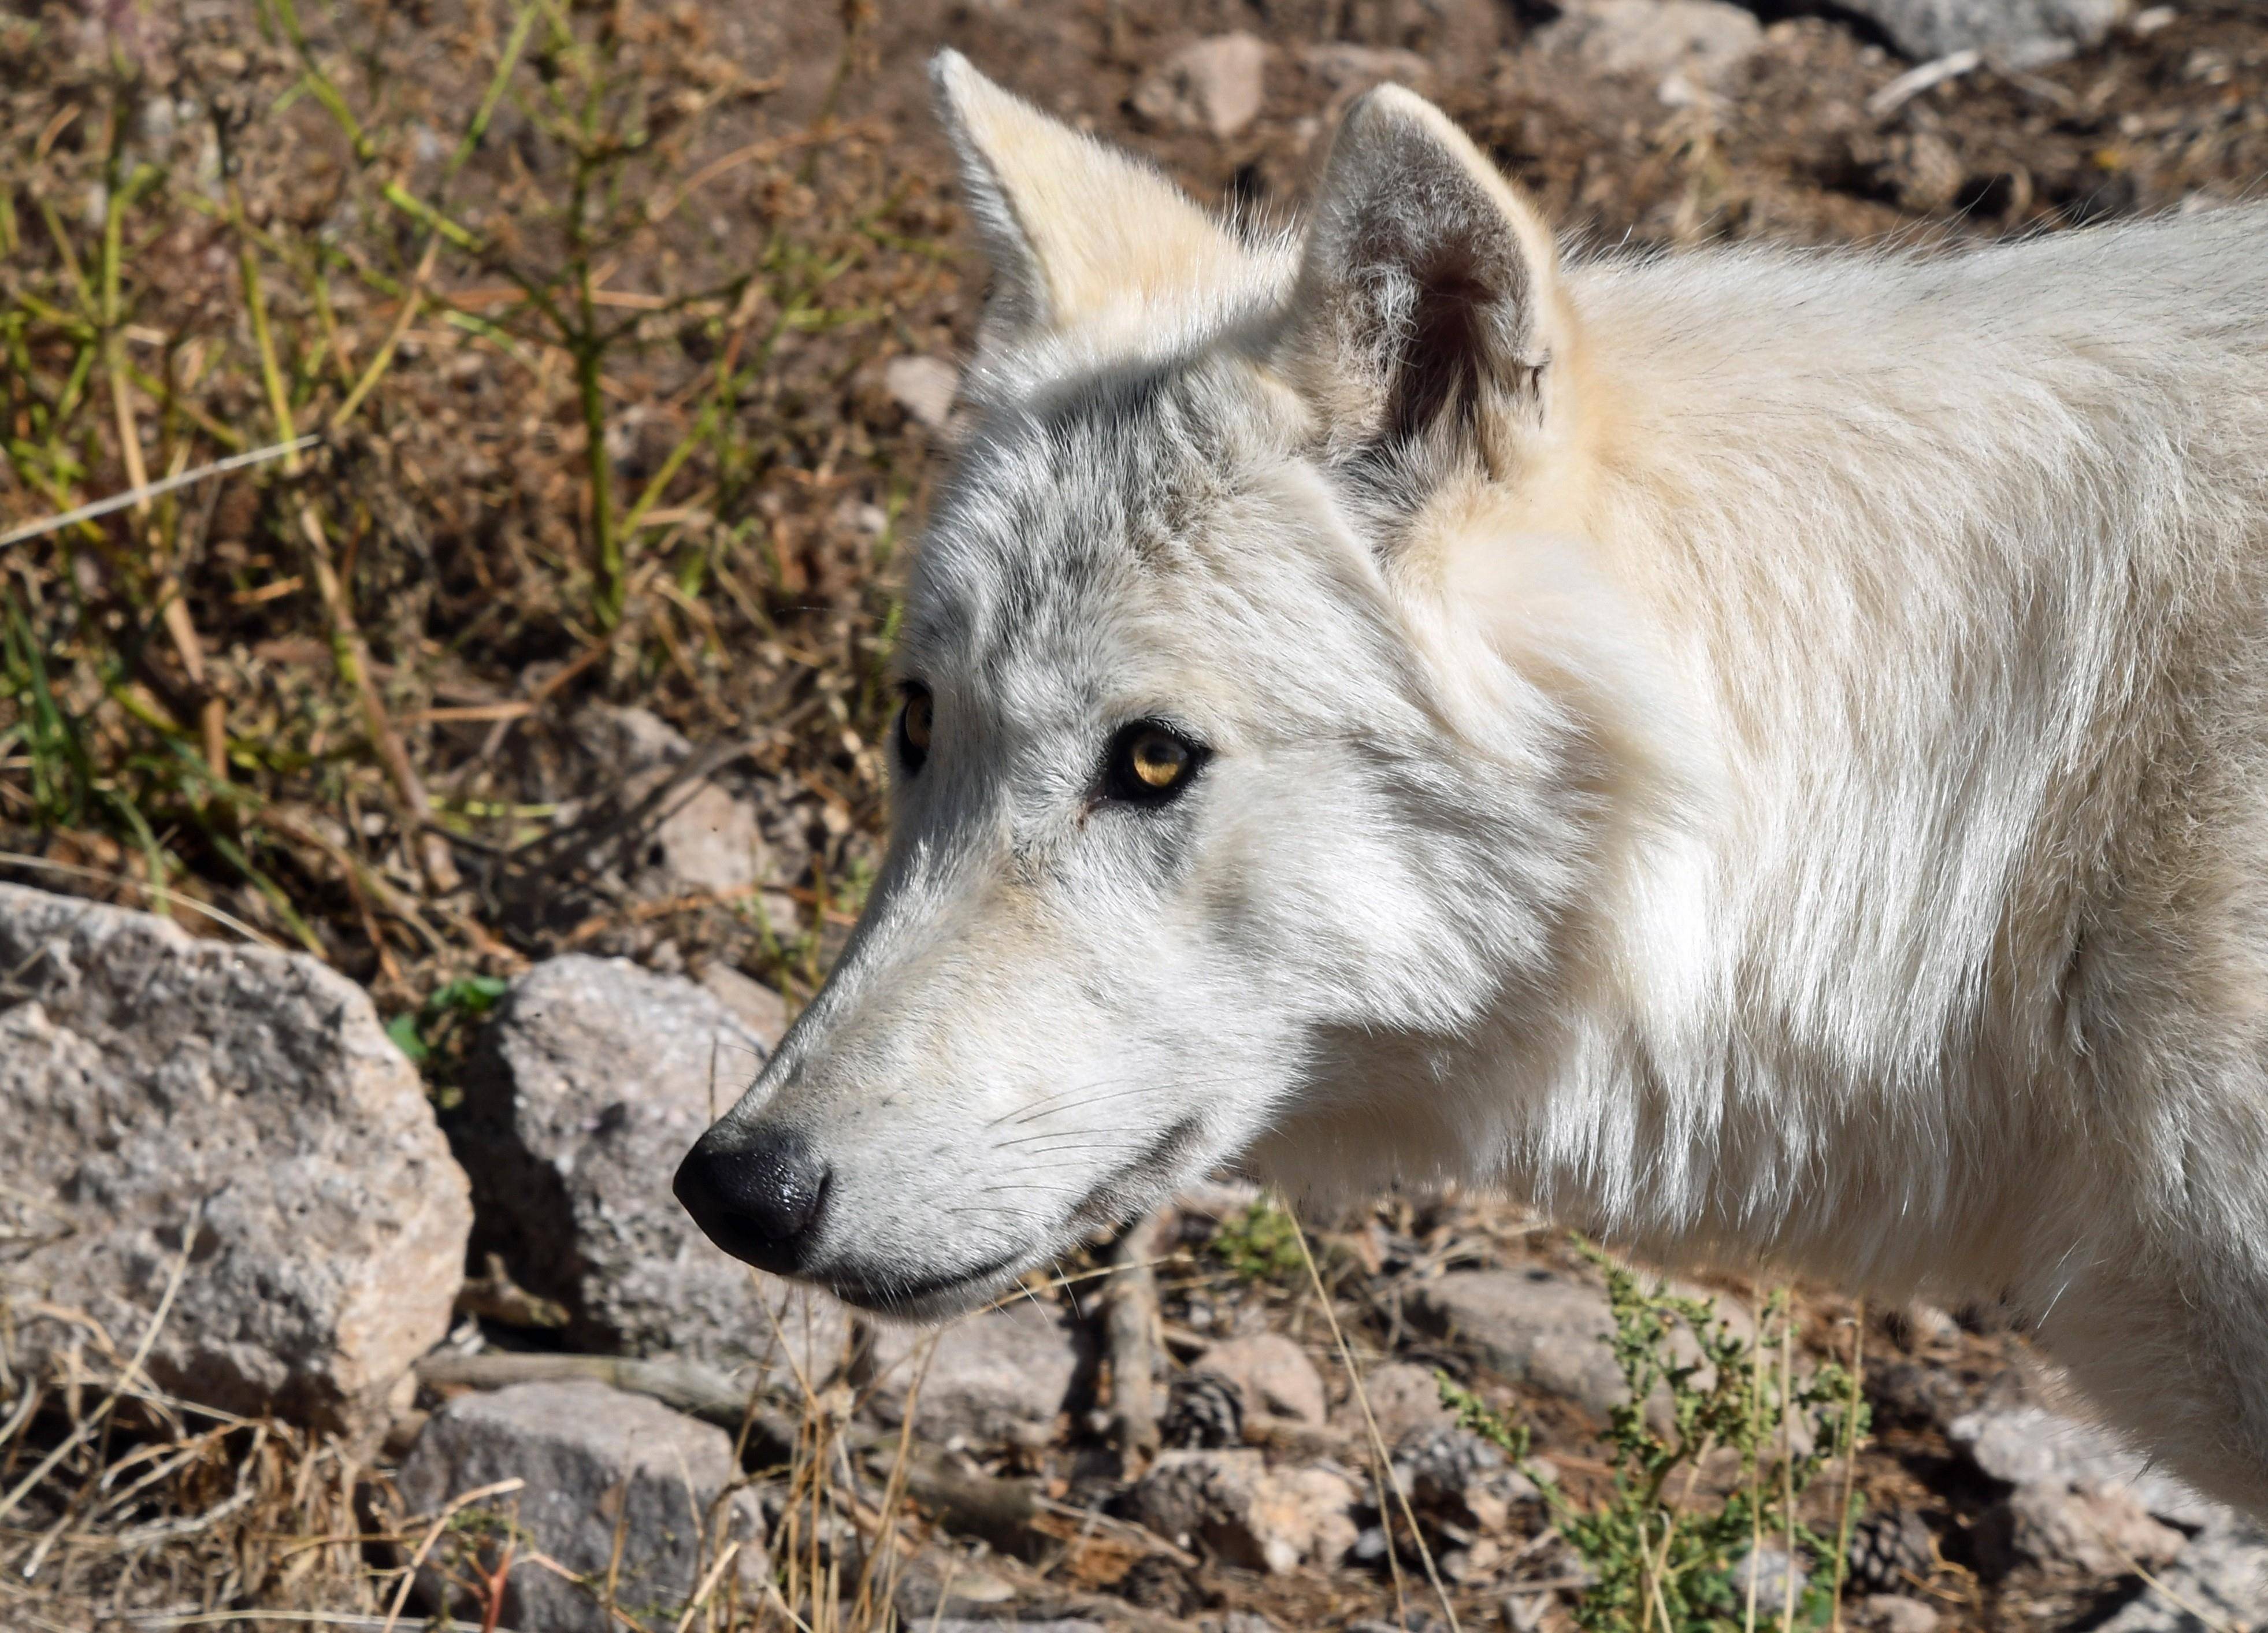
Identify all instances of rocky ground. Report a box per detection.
[5,0,2268,1630]
[10,876,2268,1632]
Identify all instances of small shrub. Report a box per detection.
[1441,1244,1868,1633]
[1208,1198,1309,1285]
[386,972,510,1097]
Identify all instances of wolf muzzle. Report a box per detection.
[673,1123,831,1275]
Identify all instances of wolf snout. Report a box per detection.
[673,1122,832,1275]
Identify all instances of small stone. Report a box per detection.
[1193,1332,1329,1426]
[397,1380,766,1633]
[571,703,691,775]
[1354,1360,1458,1443]
[893,1557,1019,1621]
[1301,42,1436,97]
[1883,128,1966,213]
[1118,1553,1198,1615]
[1410,1266,1754,1425]
[1503,1589,1553,1632]
[1731,1545,1809,1607]
[1851,1595,1942,1633]
[1441,1536,1503,1581]
[456,955,849,1381]
[696,962,790,1049]
[866,1304,1084,1448]
[1537,0,1764,87]
[0,885,469,1435]
[1393,1423,1536,1528]
[1132,1448,1358,1573]
[566,706,769,901]
[1133,34,1268,139]
[643,778,766,899]
[1890,1301,1962,1351]
[883,354,960,432]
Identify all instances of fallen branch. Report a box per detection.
[0,435,318,550]
[1107,1209,1172,1469]
[1866,49,1981,118]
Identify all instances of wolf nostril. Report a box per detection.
[673,1123,833,1275]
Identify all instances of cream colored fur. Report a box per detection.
[694,56,2268,1510]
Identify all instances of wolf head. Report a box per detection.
[677,54,1691,1318]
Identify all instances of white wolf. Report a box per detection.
[678,54,2268,1508]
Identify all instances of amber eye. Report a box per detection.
[1131,732,1186,788]
[897,685,933,775]
[1105,722,1204,805]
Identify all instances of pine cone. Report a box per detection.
[1844,1508,1935,1594]
[1161,1370,1244,1449]
[1394,1426,1503,1512]
[1118,1554,1196,1615]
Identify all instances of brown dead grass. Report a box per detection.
[6,2,2265,1630]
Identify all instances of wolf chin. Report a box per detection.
[676,53,2268,1509]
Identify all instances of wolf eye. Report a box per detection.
[897,684,933,775]
[1104,722,1204,805]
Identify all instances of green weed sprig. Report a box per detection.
[1442,1244,1868,1633]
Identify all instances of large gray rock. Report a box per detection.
[1409,1265,1753,1421]
[455,955,848,1382]
[1836,0,2128,69]
[1409,1267,1625,1416]
[2096,1515,2268,1633]
[398,1380,766,1633]
[1973,1478,2185,1579]
[1406,1261,1760,1433]
[1947,1404,2215,1527]
[0,885,469,1433]
[1947,1401,2268,1610]
[867,1303,1086,1448]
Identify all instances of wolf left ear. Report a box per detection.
[931,51,1251,349]
[1283,85,1569,470]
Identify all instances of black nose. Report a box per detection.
[673,1123,832,1275]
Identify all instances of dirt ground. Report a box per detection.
[3,1,2267,1630]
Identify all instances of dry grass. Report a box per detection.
[0,3,969,1624]
[0,1296,934,1631]
[0,0,956,1013]
[9,3,2256,1628]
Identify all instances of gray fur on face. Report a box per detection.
[707,346,1596,1318]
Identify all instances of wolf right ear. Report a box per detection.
[1282,85,1571,474]
[931,51,1250,350]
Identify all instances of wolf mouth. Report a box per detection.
[821,1248,1026,1314]
[822,1116,1208,1315]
